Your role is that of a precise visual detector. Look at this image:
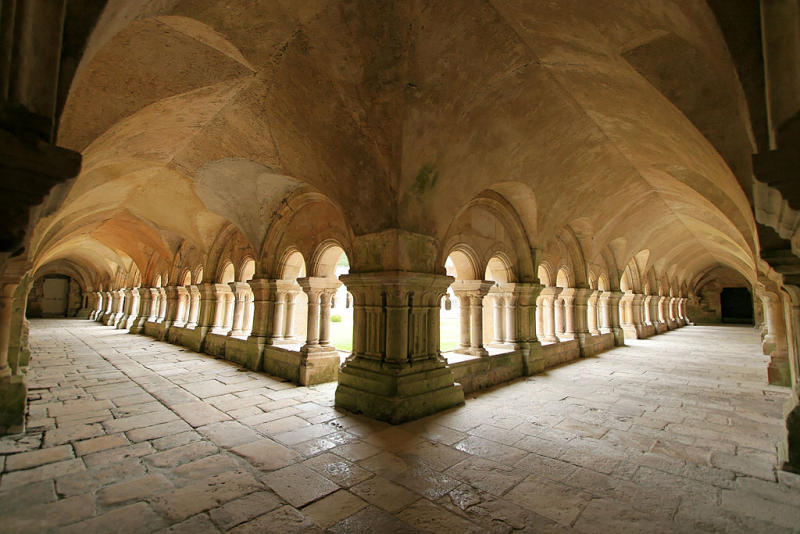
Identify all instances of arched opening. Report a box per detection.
[440,251,480,353]
[273,251,307,345]
[311,244,351,353]
[484,256,514,348]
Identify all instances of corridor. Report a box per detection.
[1,320,799,532]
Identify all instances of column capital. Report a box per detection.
[451,279,494,298]
[298,277,342,295]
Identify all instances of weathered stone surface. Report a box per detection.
[302,489,368,528]
[208,490,282,531]
[150,471,262,521]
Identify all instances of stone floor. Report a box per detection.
[2,320,800,533]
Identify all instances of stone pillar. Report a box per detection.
[147,288,160,322]
[778,285,800,474]
[319,289,336,346]
[587,290,600,335]
[457,294,471,350]
[172,286,189,328]
[761,291,791,386]
[503,293,516,344]
[0,283,17,379]
[158,285,180,339]
[453,280,492,356]
[243,291,255,336]
[297,277,342,385]
[666,297,678,329]
[227,282,251,338]
[600,290,624,345]
[539,286,561,343]
[500,282,544,374]
[271,291,286,342]
[492,294,505,343]
[211,284,228,333]
[560,288,577,341]
[284,290,298,339]
[569,288,593,355]
[100,291,113,323]
[554,296,565,336]
[123,288,140,330]
[116,288,132,328]
[76,291,92,318]
[335,271,464,423]
[186,286,200,328]
[0,280,26,434]
[130,288,151,333]
[89,292,102,320]
[157,287,168,322]
[680,297,690,325]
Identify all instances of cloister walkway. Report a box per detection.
[1,320,800,533]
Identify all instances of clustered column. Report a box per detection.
[452,280,493,356]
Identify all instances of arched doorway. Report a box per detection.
[721,287,754,324]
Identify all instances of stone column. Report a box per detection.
[115,288,131,328]
[129,288,151,333]
[560,288,577,341]
[243,291,255,336]
[123,288,140,329]
[319,289,337,347]
[761,290,791,386]
[335,271,464,423]
[211,284,229,334]
[569,288,592,355]
[157,285,181,339]
[147,288,160,322]
[492,294,505,343]
[457,294,471,350]
[539,286,561,343]
[0,280,26,434]
[778,285,800,474]
[297,277,342,385]
[600,290,623,345]
[89,292,102,320]
[186,286,200,328]
[227,282,251,338]
[172,286,189,328]
[271,291,286,342]
[554,296,565,336]
[302,287,321,347]
[284,290,299,339]
[503,293,516,344]
[157,287,168,322]
[453,280,493,356]
[666,297,678,329]
[0,283,18,378]
[100,291,113,323]
[587,290,600,335]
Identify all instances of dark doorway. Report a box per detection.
[720,287,753,324]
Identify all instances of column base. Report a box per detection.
[76,308,91,319]
[468,347,489,357]
[768,353,791,387]
[0,375,27,436]
[522,342,545,374]
[780,397,800,474]
[225,335,267,371]
[336,357,464,424]
[300,346,340,386]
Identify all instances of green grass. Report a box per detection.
[326,308,462,354]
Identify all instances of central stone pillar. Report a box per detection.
[335,272,464,424]
[666,297,678,329]
[298,277,342,385]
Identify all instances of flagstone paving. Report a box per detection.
[1,319,799,532]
